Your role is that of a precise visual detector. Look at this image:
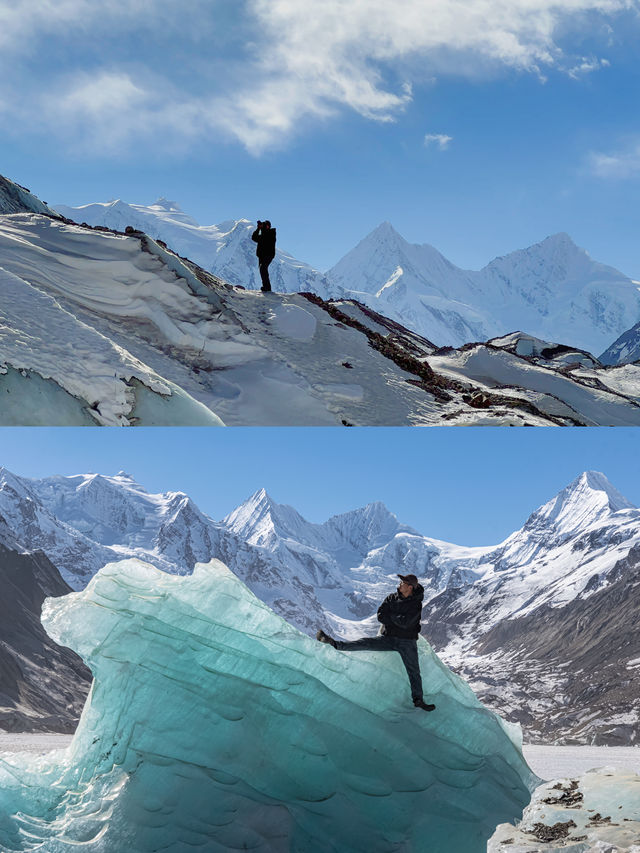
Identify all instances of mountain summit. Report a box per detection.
[518,470,635,545]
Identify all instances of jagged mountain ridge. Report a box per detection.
[328,224,640,355]
[2,468,639,629]
[56,198,640,355]
[1,468,478,628]
[440,544,640,745]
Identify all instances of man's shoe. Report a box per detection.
[413,698,436,712]
[316,629,337,648]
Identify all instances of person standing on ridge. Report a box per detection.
[251,220,276,292]
[317,574,436,712]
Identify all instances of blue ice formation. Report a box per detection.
[0,559,538,852]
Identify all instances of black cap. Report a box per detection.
[398,574,418,587]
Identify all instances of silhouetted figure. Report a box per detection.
[251,220,276,292]
[317,574,436,711]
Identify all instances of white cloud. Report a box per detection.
[213,0,635,151]
[0,0,635,154]
[589,142,640,178]
[424,134,453,150]
[568,56,611,78]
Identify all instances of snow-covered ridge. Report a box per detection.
[55,198,332,296]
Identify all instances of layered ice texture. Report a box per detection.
[0,559,536,852]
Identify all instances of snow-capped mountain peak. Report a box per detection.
[222,489,311,547]
[324,500,415,553]
[0,466,40,502]
[370,221,405,242]
[52,191,640,359]
[521,470,635,543]
[150,198,182,212]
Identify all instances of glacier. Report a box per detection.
[0,558,537,853]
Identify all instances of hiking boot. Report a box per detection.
[316,629,337,648]
[413,698,436,712]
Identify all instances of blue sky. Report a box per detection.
[2,428,640,546]
[1,0,639,275]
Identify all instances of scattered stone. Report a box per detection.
[524,820,577,842]
[542,779,583,808]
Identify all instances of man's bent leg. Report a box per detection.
[395,639,423,700]
[334,636,395,652]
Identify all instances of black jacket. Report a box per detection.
[377,584,424,639]
[252,227,277,261]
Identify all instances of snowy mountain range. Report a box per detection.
[56,197,640,357]
[1,466,639,743]
[1,173,640,425]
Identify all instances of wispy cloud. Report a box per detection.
[589,141,640,178]
[424,134,453,150]
[568,57,611,78]
[0,0,635,155]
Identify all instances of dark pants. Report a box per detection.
[258,257,273,291]
[334,635,423,700]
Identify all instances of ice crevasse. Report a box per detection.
[0,559,537,852]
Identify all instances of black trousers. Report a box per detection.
[258,257,273,291]
[334,635,423,700]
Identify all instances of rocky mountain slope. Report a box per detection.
[57,197,640,356]
[1,467,638,743]
[0,541,91,732]
[600,319,640,365]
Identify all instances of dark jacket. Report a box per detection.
[252,227,277,261]
[377,584,424,639]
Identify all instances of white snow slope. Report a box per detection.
[57,199,640,356]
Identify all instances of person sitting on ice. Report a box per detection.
[317,574,436,712]
[251,220,277,292]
